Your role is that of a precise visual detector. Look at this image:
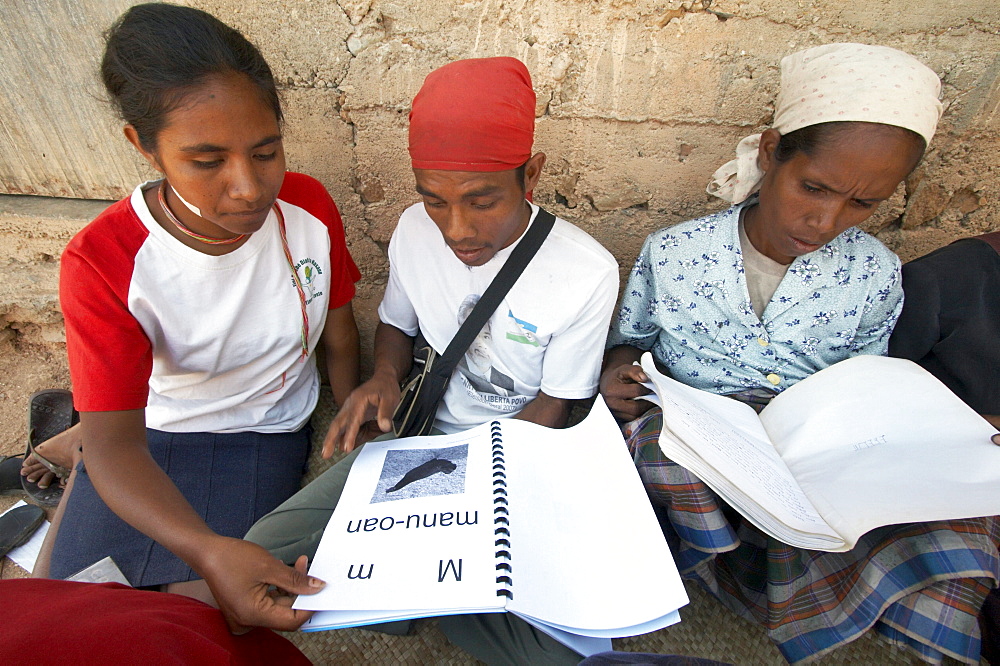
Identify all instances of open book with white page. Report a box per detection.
[638,353,1000,552]
[293,396,689,656]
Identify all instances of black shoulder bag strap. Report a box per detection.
[392,207,555,437]
[437,206,555,371]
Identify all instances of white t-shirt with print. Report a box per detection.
[378,202,619,433]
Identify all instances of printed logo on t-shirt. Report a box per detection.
[455,295,528,412]
[294,257,324,305]
[505,310,539,346]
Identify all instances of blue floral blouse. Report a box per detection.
[607,199,903,395]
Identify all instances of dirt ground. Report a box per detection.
[0,340,69,450]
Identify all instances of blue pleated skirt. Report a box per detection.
[49,427,310,587]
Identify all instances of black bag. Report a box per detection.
[392,208,556,437]
[391,335,446,438]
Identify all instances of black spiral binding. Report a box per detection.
[491,421,513,600]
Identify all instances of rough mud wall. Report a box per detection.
[1,0,999,348]
[212,0,1000,275]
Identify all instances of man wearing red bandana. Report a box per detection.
[246,57,619,663]
[325,57,619,444]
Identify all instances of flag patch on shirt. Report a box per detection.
[505,310,539,346]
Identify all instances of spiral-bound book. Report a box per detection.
[293,396,688,655]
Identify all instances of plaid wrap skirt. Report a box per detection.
[625,407,1000,664]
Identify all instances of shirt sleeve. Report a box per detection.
[61,226,153,412]
[316,189,361,310]
[377,225,420,336]
[606,233,661,351]
[851,252,904,356]
[888,259,941,361]
[539,261,620,399]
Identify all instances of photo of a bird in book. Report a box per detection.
[387,458,457,492]
[370,443,469,503]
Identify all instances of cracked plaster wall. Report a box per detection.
[1,0,999,346]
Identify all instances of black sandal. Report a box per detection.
[0,504,45,558]
[22,389,78,507]
[0,455,26,496]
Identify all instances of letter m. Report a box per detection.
[347,563,374,580]
[438,558,462,582]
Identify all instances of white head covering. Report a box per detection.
[707,43,943,204]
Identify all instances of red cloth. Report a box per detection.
[409,57,535,172]
[0,580,310,666]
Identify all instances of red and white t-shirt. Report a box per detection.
[60,172,360,433]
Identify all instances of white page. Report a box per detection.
[519,609,682,640]
[760,355,1000,547]
[296,426,499,614]
[301,607,500,632]
[297,397,689,639]
[653,422,843,550]
[500,396,689,635]
[640,354,839,544]
[517,616,614,656]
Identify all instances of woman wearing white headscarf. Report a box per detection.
[601,44,998,663]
